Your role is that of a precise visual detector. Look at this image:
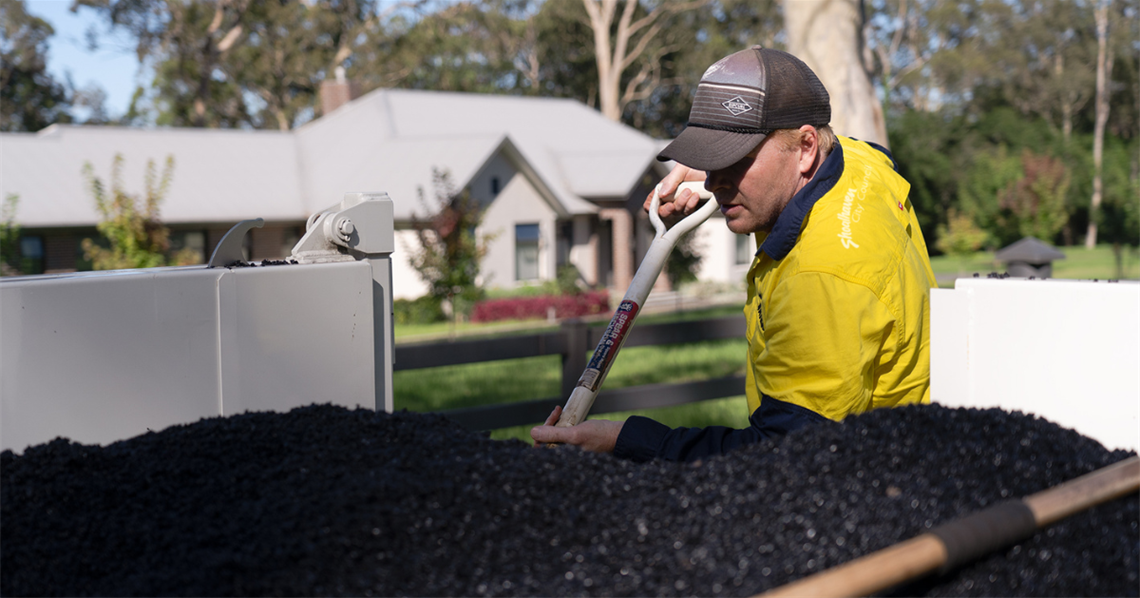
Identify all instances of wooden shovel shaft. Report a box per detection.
[760,455,1140,598]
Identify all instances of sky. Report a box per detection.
[25,0,143,120]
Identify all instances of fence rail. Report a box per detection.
[394,314,748,430]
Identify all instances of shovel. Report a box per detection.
[760,455,1140,597]
[551,181,718,431]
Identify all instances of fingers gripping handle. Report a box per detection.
[552,182,717,433]
[649,181,718,239]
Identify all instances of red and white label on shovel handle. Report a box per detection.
[576,300,640,392]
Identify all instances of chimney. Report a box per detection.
[320,66,360,115]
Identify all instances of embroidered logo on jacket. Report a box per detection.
[722,96,753,116]
[757,293,764,332]
[837,166,872,249]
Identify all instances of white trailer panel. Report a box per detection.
[931,278,1139,451]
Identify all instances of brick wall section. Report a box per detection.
[600,208,633,292]
[252,226,286,261]
[44,235,78,272]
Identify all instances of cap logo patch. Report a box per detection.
[722,96,753,116]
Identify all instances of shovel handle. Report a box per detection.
[760,456,1140,598]
[552,182,717,431]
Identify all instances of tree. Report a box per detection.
[1094,138,1140,276]
[620,0,782,136]
[935,208,988,273]
[80,154,198,270]
[864,0,987,114]
[579,0,708,122]
[76,0,253,127]
[76,0,408,130]
[1086,0,1115,247]
[974,0,1097,141]
[959,144,1024,247]
[1,0,72,131]
[368,1,531,95]
[784,0,887,146]
[1,194,24,276]
[997,150,1072,243]
[407,169,491,320]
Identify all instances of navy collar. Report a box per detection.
[758,141,845,261]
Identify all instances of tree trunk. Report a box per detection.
[583,0,623,121]
[782,0,888,147]
[1086,0,1112,249]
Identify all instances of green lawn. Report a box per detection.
[393,304,742,342]
[393,306,751,443]
[929,244,1139,287]
[394,337,748,410]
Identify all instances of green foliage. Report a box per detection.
[958,145,1024,248]
[408,169,490,319]
[553,264,584,295]
[1097,138,1140,245]
[80,154,195,270]
[394,295,446,326]
[374,1,531,95]
[935,209,989,258]
[1097,139,1140,276]
[958,146,1072,248]
[78,0,374,129]
[0,0,72,131]
[887,110,963,241]
[1,194,24,275]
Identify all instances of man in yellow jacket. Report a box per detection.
[531,46,937,462]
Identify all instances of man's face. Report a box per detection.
[705,134,805,235]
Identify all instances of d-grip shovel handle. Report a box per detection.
[551,182,717,433]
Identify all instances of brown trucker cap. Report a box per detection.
[658,46,831,171]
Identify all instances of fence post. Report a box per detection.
[560,318,589,400]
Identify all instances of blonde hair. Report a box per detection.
[771,125,837,159]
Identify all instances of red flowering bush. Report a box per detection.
[471,291,611,323]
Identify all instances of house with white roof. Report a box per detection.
[1,84,753,299]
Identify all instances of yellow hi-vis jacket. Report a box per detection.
[613,136,936,463]
[744,136,937,421]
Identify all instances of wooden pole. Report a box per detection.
[760,456,1140,598]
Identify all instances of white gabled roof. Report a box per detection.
[2,88,667,228]
[2,125,305,228]
[300,89,664,214]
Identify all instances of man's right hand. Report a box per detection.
[643,164,708,228]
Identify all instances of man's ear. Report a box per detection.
[797,125,819,175]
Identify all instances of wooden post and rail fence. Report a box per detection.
[394,314,747,431]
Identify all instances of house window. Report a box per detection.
[14,235,44,274]
[515,223,540,281]
[170,231,207,264]
[735,234,755,265]
[491,176,501,196]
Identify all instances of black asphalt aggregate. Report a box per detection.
[2,403,1137,597]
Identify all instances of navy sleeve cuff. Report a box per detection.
[613,416,670,463]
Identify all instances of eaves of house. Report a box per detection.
[1,125,306,228]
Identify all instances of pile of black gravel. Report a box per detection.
[3,404,1137,597]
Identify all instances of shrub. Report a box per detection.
[394,296,445,325]
[471,291,610,323]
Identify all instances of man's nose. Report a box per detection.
[705,171,729,196]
